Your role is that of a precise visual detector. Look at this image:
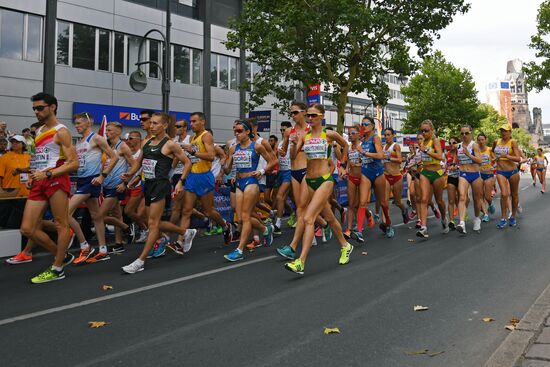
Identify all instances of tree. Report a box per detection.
[400,51,485,136]
[524,0,550,91]
[474,104,508,145]
[226,0,470,133]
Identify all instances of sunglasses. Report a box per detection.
[233,129,244,134]
[450,141,457,145]
[461,132,471,136]
[175,125,185,128]
[290,110,304,116]
[139,117,150,121]
[421,129,430,133]
[32,105,49,112]
[307,113,323,118]
[349,131,358,135]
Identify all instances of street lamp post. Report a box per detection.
[129,1,171,113]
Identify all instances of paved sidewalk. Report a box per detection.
[485,282,550,367]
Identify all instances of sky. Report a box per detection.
[433,0,550,125]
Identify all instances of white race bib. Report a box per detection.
[142,158,158,179]
[304,138,327,160]
[233,150,253,169]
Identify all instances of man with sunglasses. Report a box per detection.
[23,92,79,283]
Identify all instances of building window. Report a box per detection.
[192,49,201,85]
[26,14,43,62]
[98,29,110,71]
[211,53,238,90]
[229,57,238,90]
[72,23,95,70]
[113,32,126,73]
[0,9,24,60]
[210,53,218,87]
[148,39,161,78]
[173,44,190,84]
[219,54,229,89]
[56,21,70,65]
[127,35,145,75]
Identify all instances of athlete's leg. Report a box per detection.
[374,175,390,225]
[48,190,71,267]
[509,173,520,217]
[357,175,373,232]
[432,176,447,221]
[68,193,91,244]
[496,174,511,219]
[137,200,164,261]
[471,178,484,217]
[418,175,433,227]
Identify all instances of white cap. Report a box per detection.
[123,133,129,140]
[9,135,26,144]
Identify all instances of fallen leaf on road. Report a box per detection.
[102,285,113,290]
[505,325,516,331]
[324,327,340,335]
[428,351,445,357]
[510,318,520,326]
[408,239,415,242]
[361,251,368,256]
[88,321,109,328]
[414,305,429,311]
[404,349,428,356]
[482,317,494,323]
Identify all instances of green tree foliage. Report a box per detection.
[401,51,485,136]
[226,0,470,132]
[525,0,550,91]
[473,104,508,144]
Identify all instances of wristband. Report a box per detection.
[101,172,108,178]
[259,169,266,176]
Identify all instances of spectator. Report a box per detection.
[22,128,35,154]
[0,138,8,156]
[0,135,30,197]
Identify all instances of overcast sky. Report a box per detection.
[433,0,550,125]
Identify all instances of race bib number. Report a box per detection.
[348,150,362,166]
[304,138,327,159]
[233,150,252,169]
[32,146,51,170]
[19,173,29,184]
[421,147,432,162]
[494,145,508,158]
[142,158,157,179]
[189,144,200,164]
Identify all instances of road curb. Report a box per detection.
[484,282,550,367]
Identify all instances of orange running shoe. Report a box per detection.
[453,208,458,218]
[6,251,32,264]
[245,239,261,252]
[73,247,95,265]
[85,251,110,264]
[367,212,375,229]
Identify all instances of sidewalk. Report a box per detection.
[485,282,550,367]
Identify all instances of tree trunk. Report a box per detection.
[336,92,348,134]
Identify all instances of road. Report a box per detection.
[0,177,549,367]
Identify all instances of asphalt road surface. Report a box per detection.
[1,177,549,367]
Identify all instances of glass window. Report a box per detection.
[229,57,238,90]
[148,39,160,78]
[56,21,70,65]
[192,49,201,85]
[127,35,145,75]
[72,23,95,70]
[26,14,42,61]
[98,29,110,71]
[210,53,218,87]
[113,32,125,73]
[173,44,190,84]
[0,9,24,59]
[218,54,228,89]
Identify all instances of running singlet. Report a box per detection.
[31,123,66,171]
[383,142,397,164]
[537,156,546,167]
[75,132,103,177]
[304,129,331,160]
[142,137,172,181]
[255,137,267,185]
[103,140,128,189]
[289,124,311,151]
[190,131,211,173]
[457,141,475,166]
[211,144,222,178]
[361,135,383,170]
[446,152,459,178]
[420,139,440,165]
[228,138,238,179]
[494,139,513,161]
[348,145,362,167]
[278,141,291,171]
[233,141,260,173]
[479,147,492,171]
[173,135,191,175]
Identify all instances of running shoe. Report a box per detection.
[433,206,441,219]
[453,208,459,218]
[473,217,481,232]
[315,226,322,237]
[355,232,365,243]
[108,244,126,254]
[386,225,395,238]
[416,226,429,238]
[284,259,304,275]
[448,221,456,230]
[223,223,233,245]
[273,225,282,236]
[340,207,347,223]
[322,226,332,243]
[343,229,352,240]
[68,228,76,249]
[63,252,75,267]
[74,247,95,265]
[517,205,523,214]
[136,229,149,243]
[496,218,507,229]
[415,220,422,229]
[441,219,449,234]
[231,230,241,243]
[488,203,496,215]
[152,237,168,258]
[339,243,354,265]
[245,239,261,252]
[464,213,469,221]
[86,251,111,264]
[312,236,318,246]
[213,226,223,235]
[401,208,410,224]
[374,213,381,224]
[508,217,517,227]
[379,223,387,234]
[482,214,490,222]
[456,221,466,234]
[166,241,184,255]
[264,224,274,246]
[6,251,32,264]
[31,267,65,284]
[204,227,215,236]
[367,213,375,228]
[276,245,296,260]
[126,223,137,244]
[408,210,417,221]
[224,249,244,262]
[287,212,296,227]
[183,229,197,253]
[122,259,144,274]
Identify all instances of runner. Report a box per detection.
[223,120,276,261]
[68,113,119,264]
[344,124,363,241]
[121,112,192,273]
[529,155,537,186]
[416,120,448,238]
[21,92,79,283]
[273,121,293,235]
[124,131,148,242]
[446,137,460,229]
[535,148,548,193]
[169,119,190,226]
[493,124,522,228]
[284,104,352,275]
[455,125,483,234]
[264,134,279,208]
[477,133,496,221]
[383,127,409,224]
[404,136,423,228]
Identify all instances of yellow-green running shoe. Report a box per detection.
[339,243,354,265]
[31,267,65,284]
[284,259,304,275]
[287,212,296,228]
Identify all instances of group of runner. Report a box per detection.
[8,94,544,282]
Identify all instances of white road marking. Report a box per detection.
[0,255,277,327]
[521,185,530,191]
[394,215,435,227]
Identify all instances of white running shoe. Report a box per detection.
[183,229,197,253]
[441,219,449,234]
[456,221,466,234]
[136,229,149,243]
[122,259,144,274]
[473,217,481,232]
[312,236,318,246]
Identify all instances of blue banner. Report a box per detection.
[73,102,191,127]
[248,110,271,133]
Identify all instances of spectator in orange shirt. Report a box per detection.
[0,135,30,197]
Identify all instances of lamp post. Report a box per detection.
[129,1,171,113]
